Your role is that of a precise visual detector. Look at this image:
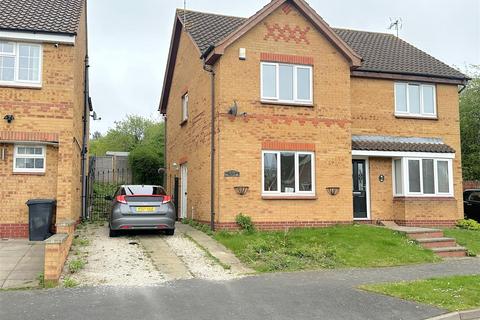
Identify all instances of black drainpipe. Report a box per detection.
[80,0,90,220]
[201,46,216,231]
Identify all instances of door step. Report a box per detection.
[416,237,457,248]
[431,246,468,258]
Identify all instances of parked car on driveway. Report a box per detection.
[107,185,176,237]
[463,189,480,222]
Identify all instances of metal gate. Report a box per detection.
[87,156,133,221]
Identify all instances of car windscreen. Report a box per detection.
[125,186,166,195]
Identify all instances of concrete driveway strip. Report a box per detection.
[1,258,479,320]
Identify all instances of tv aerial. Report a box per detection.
[388,17,403,37]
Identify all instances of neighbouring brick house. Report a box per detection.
[159,0,469,230]
[0,0,90,238]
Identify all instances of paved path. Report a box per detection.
[1,258,479,320]
[0,239,44,289]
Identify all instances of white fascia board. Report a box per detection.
[352,150,455,159]
[0,30,75,45]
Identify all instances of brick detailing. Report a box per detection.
[264,23,311,44]
[0,223,28,238]
[0,131,59,143]
[178,156,188,164]
[260,52,313,65]
[220,113,351,129]
[282,3,292,15]
[197,220,353,231]
[262,141,315,151]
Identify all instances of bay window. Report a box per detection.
[394,82,436,117]
[261,62,312,104]
[262,151,315,195]
[0,41,42,86]
[393,157,452,196]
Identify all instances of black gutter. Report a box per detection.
[202,53,216,231]
[80,0,90,220]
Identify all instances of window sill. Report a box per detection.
[394,114,437,120]
[13,171,46,176]
[260,100,314,108]
[262,195,317,200]
[393,196,455,201]
[0,82,42,89]
[179,119,188,127]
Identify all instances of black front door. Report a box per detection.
[352,160,368,219]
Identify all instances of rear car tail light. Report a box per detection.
[120,225,132,229]
[116,195,127,204]
[162,195,172,204]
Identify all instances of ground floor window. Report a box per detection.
[262,150,315,196]
[393,157,452,197]
[13,145,46,173]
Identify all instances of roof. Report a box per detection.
[177,9,466,80]
[352,135,456,153]
[0,0,84,35]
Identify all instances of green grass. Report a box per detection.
[444,228,480,256]
[62,277,79,288]
[361,275,480,311]
[68,259,86,274]
[213,225,439,272]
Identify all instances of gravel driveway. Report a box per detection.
[62,223,239,287]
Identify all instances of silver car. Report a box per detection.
[107,185,176,237]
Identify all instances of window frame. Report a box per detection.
[392,157,453,197]
[260,62,313,105]
[0,41,42,87]
[261,150,315,196]
[181,92,189,123]
[13,145,46,173]
[394,82,436,118]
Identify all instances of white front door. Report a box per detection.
[180,163,188,219]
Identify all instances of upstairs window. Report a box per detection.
[13,145,46,173]
[0,41,42,86]
[261,62,312,105]
[394,83,436,117]
[181,92,188,123]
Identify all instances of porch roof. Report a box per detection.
[352,135,455,154]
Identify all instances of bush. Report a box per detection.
[129,144,163,185]
[457,219,480,231]
[235,214,255,233]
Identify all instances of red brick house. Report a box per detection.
[159,0,469,230]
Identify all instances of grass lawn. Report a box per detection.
[213,225,439,272]
[360,275,480,311]
[444,228,480,256]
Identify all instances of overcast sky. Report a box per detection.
[88,0,480,134]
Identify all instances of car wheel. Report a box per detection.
[165,229,175,236]
[109,228,119,237]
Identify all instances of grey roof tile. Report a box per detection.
[177,9,467,80]
[0,0,84,35]
[352,135,456,153]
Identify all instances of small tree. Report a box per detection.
[129,145,163,185]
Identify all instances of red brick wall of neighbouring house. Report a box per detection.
[463,180,480,190]
[0,7,88,238]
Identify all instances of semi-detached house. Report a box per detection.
[159,0,469,230]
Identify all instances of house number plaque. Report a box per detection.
[224,170,240,177]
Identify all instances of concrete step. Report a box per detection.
[417,237,457,248]
[407,230,444,240]
[431,246,468,258]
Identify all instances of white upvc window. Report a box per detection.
[13,145,46,173]
[392,157,453,197]
[0,41,42,87]
[262,150,315,196]
[261,62,312,105]
[181,92,188,122]
[394,82,436,118]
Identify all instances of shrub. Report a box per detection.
[235,214,255,233]
[128,144,163,185]
[457,219,480,231]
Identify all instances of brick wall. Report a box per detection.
[0,8,87,238]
